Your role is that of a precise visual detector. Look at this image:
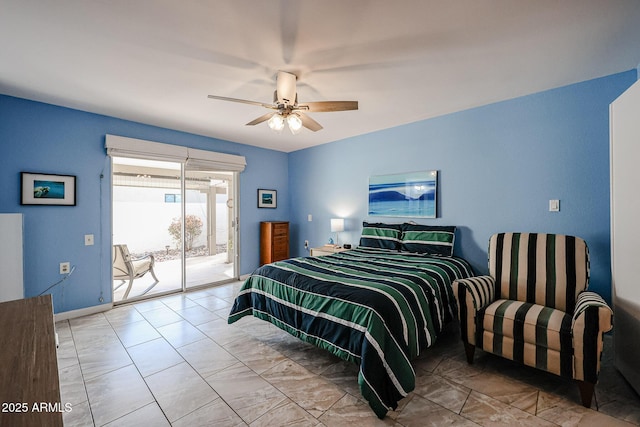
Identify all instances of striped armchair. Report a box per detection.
[453,233,613,407]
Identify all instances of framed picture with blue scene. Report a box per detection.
[21,172,76,206]
[257,188,277,208]
[368,170,437,218]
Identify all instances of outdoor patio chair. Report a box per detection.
[112,244,159,299]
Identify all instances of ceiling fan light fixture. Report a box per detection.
[208,70,358,135]
[287,114,303,134]
[267,113,285,132]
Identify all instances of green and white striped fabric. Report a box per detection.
[479,298,573,377]
[489,232,589,313]
[454,275,496,346]
[359,222,402,250]
[454,232,613,392]
[400,224,456,256]
[572,291,613,383]
[228,247,474,418]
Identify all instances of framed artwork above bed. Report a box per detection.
[368,170,437,218]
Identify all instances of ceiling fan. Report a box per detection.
[208,71,358,134]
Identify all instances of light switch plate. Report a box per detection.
[549,200,560,212]
[85,234,94,246]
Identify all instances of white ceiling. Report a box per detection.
[2,1,640,153]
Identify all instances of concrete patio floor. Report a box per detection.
[113,253,236,303]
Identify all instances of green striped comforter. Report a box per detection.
[228,247,474,418]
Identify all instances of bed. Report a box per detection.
[228,223,475,418]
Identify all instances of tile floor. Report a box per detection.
[57,280,640,426]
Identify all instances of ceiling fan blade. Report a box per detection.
[276,71,297,105]
[297,101,359,112]
[246,112,276,126]
[298,112,323,132]
[208,95,274,109]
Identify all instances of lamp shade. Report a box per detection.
[267,114,285,132]
[330,218,345,232]
[287,114,303,134]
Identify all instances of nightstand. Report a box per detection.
[310,246,350,257]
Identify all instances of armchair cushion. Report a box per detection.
[489,233,589,313]
[479,299,573,377]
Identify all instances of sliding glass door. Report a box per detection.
[111,156,239,303]
[112,157,184,302]
[184,167,238,289]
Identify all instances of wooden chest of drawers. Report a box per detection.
[260,221,290,265]
[0,295,63,426]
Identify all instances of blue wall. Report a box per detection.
[289,70,638,303]
[0,95,289,313]
[1,69,635,312]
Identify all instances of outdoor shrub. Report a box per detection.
[168,215,203,250]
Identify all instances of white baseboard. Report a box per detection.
[54,302,113,322]
[54,278,246,322]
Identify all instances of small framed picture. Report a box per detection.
[257,189,277,208]
[21,172,76,206]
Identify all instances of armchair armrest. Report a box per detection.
[571,291,613,383]
[453,276,495,345]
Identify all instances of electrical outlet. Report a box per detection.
[60,262,70,275]
[304,240,309,250]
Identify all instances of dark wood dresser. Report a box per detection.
[260,221,290,265]
[0,294,63,426]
